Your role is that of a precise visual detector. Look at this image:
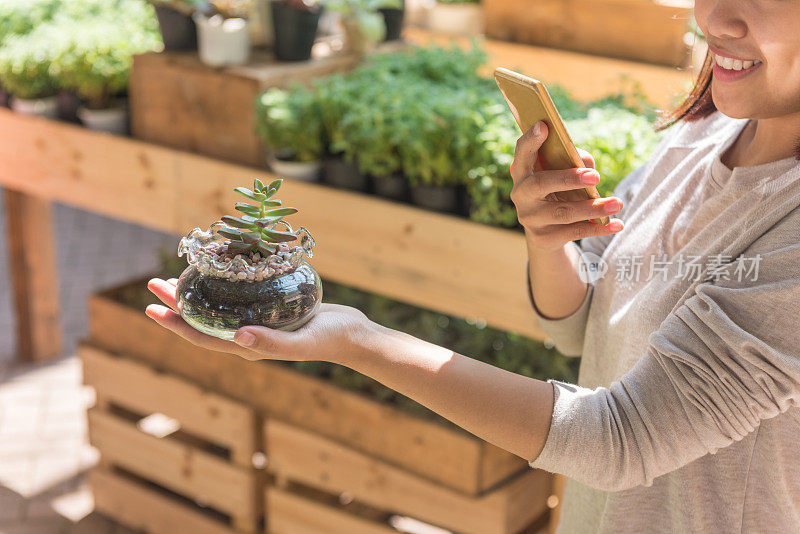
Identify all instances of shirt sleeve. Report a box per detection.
[529,221,800,492]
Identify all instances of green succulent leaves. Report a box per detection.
[215,178,299,255]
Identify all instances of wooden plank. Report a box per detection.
[91,468,237,534]
[80,345,257,466]
[0,110,178,232]
[480,441,530,491]
[87,409,257,530]
[405,28,693,109]
[87,294,493,495]
[265,419,549,534]
[3,190,61,361]
[267,487,396,534]
[130,44,403,166]
[0,109,546,341]
[85,294,497,494]
[548,475,566,534]
[482,0,691,67]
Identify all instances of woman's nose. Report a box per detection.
[704,0,747,40]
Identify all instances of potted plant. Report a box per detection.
[148,0,204,50]
[53,25,161,134]
[0,27,62,118]
[255,85,323,182]
[314,73,371,191]
[270,0,323,62]
[398,86,484,214]
[324,0,402,55]
[193,0,253,67]
[338,82,408,200]
[176,178,321,339]
[426,0,483,36]
[379,0,404,41]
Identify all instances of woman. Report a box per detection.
[145,1,800,531]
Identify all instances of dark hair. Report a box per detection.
[654,49,800,160]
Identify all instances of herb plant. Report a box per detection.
[255,85,323,163]
[216,178,300,256]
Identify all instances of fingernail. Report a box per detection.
[604,199,621,213]
[580,171,599,185]
[532,121,541,136]
[235,332,256,347]
[609,221,623,232]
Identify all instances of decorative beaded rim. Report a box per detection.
[177,221,315,280]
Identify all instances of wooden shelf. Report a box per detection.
[0,109,546,342]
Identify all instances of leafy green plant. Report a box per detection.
[0,0,63,43]
[255,85,323,163]
[0,24,65,99]
[52,23,161,108]
[216,178,300,256]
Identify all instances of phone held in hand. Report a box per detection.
[493,67,610,226]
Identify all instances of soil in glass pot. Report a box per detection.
[380,0,404,41]
[154,5,198,51]
[371,172,409,201]
[409,183,461,214]
[271,0,322,62]
[176,222,322,340]
[323,153,371,192]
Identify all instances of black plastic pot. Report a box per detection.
[271,0,322,62]
[380,1,405,41]
[323,154,371,192]
[371,172,409,201]
[409,184,462,214]
[57,91,81,122]
[155,5,198,51]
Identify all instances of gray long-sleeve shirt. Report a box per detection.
[526,110,800,533]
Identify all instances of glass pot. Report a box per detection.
[175,222,322,340]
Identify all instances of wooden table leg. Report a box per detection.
[548,474,566,534]
[4,189,62,361]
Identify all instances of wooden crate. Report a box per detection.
[482,0,692,67]
[129,42,403,167]
[80,345,263,534]
[264,420,554,534]
[86,279,530,496]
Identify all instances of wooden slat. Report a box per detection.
[91,468,236,534]
[0,109,545,341]
[548,475,566,534]
[265,420,549,534]
[80,345,257,466]
[267,488,396,534]
[405,28,693,109]
[3,190,61,361]
[86,295,494,495]
[88,409,256,529]
[481,0,691,67]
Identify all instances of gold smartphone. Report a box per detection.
[493,67,610,226]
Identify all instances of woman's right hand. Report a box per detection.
[510,121,625,252]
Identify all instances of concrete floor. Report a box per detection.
[0,192,177,532]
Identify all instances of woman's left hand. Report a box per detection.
[145,278,377,364]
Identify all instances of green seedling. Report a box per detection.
[216,178,299,256]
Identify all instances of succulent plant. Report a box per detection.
[216,178,300,256]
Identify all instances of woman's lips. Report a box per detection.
[712,60,762,82]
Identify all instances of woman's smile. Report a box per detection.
[709,46,763,82]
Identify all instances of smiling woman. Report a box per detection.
[146,2,800,533]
